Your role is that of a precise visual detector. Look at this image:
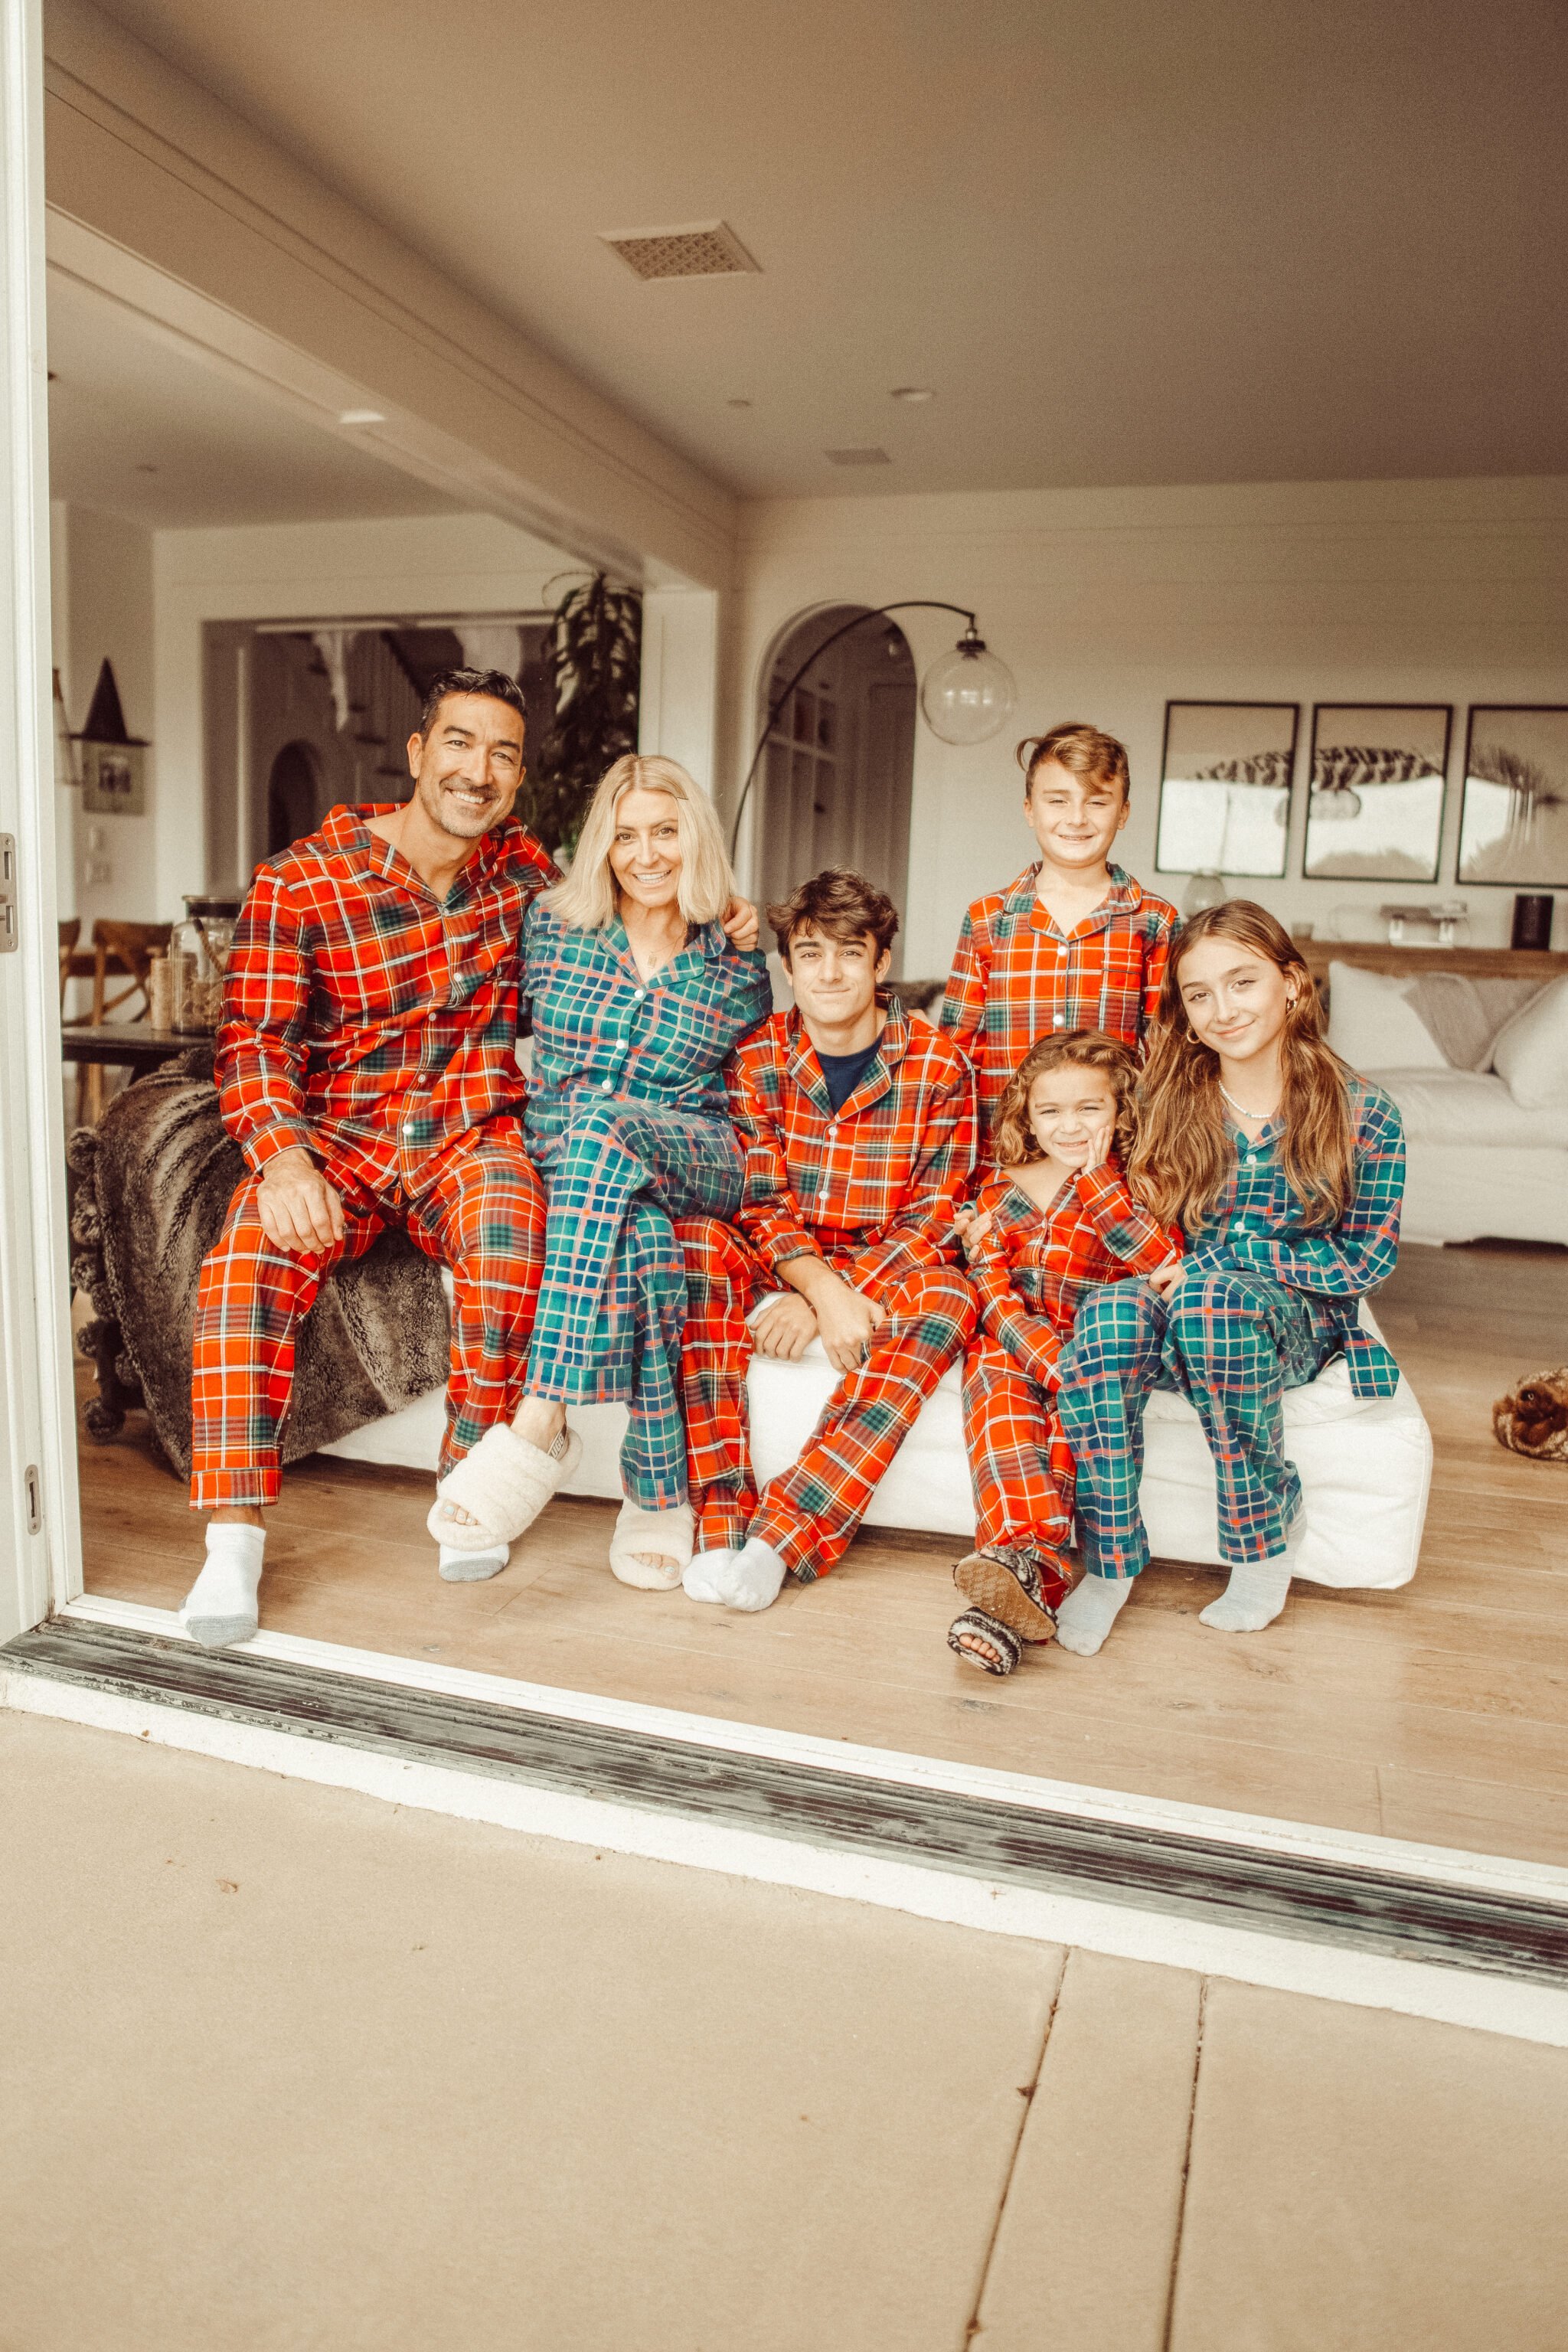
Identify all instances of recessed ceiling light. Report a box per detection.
[135,462,158,474]
[727,397,753,409]
[825,447,892,466]
[889,386,936,403]
[338,407,386,426]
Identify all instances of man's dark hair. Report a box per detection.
[768,867,900,962]
[416,667,528,740]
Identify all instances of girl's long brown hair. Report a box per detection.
[1128,901,1356,1232]
[992,1029,1141,1167]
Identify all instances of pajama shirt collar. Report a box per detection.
[316,802,551,910]
[783,997,913,1122]
[1001,860,1148,939]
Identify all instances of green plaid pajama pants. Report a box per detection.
[1056,1267,1341,1576]
[525,1098,744,1510]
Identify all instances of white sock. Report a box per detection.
[1200,1554,1293,1632]
[1055,1571,1134,1657]
[181,1524,265,1647]
[682,1536,787,1612]
[682,1547,738,1603]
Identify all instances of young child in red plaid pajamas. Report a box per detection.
[939,721,1178,1138]
[675,869,978,1612]
[947,1029,1181,1677]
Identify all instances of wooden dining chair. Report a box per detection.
[76,919,174,1122]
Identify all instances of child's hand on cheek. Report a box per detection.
[1080,1117,1116,1174]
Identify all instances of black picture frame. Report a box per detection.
[1155,700,1299,880]
[1458,706,1568,888]
[1303,703,1452,884]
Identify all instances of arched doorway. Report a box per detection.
[757,606,916,972]
[266,739,323,858]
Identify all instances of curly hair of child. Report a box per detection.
[990,1027,1142,1167]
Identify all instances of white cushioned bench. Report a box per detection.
[324,1290,1431,1592]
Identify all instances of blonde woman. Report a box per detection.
[429,755,770,1585]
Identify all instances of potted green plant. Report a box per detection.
[525,573,642,861]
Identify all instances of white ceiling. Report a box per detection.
[47,270,464,528]
[76,0,1568,501]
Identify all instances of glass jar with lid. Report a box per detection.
[168,893,243,1033]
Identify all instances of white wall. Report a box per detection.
[733,476,1568,974]
[52,500,157,932]
[152,511,572,912]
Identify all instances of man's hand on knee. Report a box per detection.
[753,1293,818,1361]
[256,1147,347,1255]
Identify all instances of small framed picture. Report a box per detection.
[1303,704,1452,882]
[1458,707,1568,887]
[1155,701,1298,879]
[79,740,147,816]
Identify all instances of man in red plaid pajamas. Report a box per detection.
[676,869,978,1613]
[179,668,558,1648]
[939,720,1178,1130]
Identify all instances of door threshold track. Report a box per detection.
[6,1611,1568,2051]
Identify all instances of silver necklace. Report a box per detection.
[1218,1080,1279,1122]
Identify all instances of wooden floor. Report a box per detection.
[74,1241,1568,1871]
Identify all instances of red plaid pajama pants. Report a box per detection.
[189,1119,546,1509]
[675,1219,976,1578]
[962,1334,1074,1611]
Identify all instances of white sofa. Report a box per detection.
[1325,961,1568,1248]
[325,1295,1431,1592]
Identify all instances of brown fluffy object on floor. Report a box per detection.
[1493,1367,1568,1461]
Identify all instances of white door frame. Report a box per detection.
[0,0,78,1641]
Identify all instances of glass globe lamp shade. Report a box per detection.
[1183,868,1229,917]
[919,632,1016,746]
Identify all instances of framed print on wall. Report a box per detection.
[1303,704,1451,882]
[1155,701,1298,878]
[1458,706,1568,887]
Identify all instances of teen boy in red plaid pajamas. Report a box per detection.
[939,721,1178,1130]
[676,870,978,1613]
[179,669,560,1649]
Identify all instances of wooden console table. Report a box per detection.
[1292,942,1568,988]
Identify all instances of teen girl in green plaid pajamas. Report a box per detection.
[1053,900,1406,1653]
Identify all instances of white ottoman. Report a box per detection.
[324,1296,1429,1592]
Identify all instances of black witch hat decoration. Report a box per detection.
[74,658,149,747]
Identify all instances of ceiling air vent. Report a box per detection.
[600,221,760,281]
[825,447,893,466]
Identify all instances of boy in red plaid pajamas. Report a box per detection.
[676,870,978,1612]
[179,668,559,1648]
[945,1030,1181,1677]
[939,721,1178,1134]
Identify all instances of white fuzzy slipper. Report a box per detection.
[608,1500,694,1591]
[426,1423,583,1552]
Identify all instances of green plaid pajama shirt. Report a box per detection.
[1056,1078,1406,1575]
[520,902,771,1508]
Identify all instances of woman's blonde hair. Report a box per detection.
[991,1030,1141,1167]
[1128,900,1356,1231]
[542,754,735,931]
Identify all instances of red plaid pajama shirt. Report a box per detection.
[939,863,1178,1128]
[675,1002,978,1576]
[964,1161,1180,1605]
[190,803,558,1508]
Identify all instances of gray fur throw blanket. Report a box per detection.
[70,1048,450,1478]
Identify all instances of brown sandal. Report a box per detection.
[947,1609,1022,1677]
[952,1549,1059,1643]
